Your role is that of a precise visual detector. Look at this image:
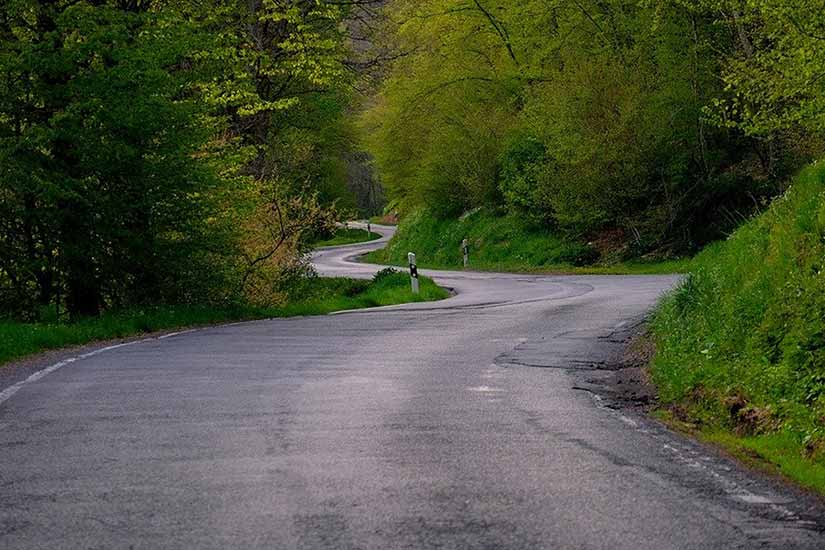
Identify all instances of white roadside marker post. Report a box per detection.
[462,238,469,268]
[408,252,420,295]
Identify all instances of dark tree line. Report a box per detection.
[0,0,384,319]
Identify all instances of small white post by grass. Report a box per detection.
[462,238,469,268]
[408,252,420,294]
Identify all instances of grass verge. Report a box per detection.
[654,410,825,495]
[649,161,825,494]
[314,227,381,247]
[0,271,447,367]
[364,208,690,275]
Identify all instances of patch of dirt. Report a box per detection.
[377,213,399,225]
[586,228,630,262]
[572,322,660,411]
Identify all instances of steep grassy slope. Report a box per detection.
[651,162,825,490]
[366,209,595,269]
[366,208,688,274]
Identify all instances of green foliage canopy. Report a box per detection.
[0,0,367,319]
[362,0,825,252]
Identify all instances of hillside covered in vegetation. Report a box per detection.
[362,0,825,259]
[651,163,825,489]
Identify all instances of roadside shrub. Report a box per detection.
[373,268,401,284]
[498,134,554,224]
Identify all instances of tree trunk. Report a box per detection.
[66,265,101,318]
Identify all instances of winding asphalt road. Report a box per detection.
[1,224,824,549]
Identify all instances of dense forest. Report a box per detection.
[0,0,383,320]
[363,0,825,255]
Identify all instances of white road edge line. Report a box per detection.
[0,330,195,407]
[583,390,806,519]
[0,292,423,406]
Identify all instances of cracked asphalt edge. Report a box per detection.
[565,317,825,529]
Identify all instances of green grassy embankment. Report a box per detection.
[0,270,447,367]
[650,162,825,493]
[364,209,689,275]
[314,227,381,247]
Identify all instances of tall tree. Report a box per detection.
[0,0,224,317]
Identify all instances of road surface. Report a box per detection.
[1,224,823,549]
